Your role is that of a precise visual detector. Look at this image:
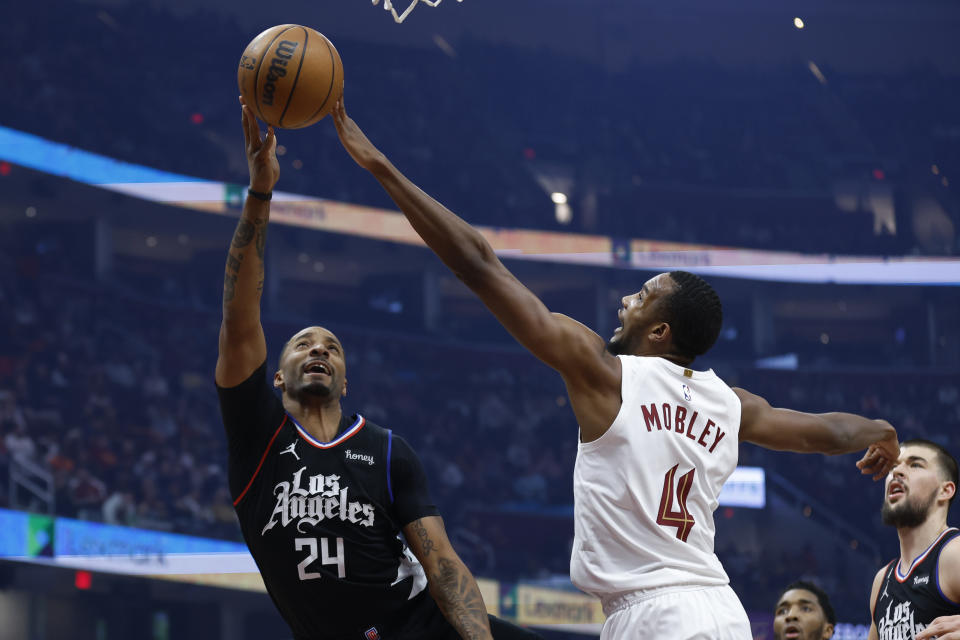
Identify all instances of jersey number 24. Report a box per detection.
[296,537,346,580]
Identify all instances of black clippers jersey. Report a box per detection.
[217,362,445,640]
[873,528,960,640]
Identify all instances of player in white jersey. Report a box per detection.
[331,100,901,639]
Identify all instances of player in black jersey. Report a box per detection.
[868,439,960,640]
[215,100,543,640]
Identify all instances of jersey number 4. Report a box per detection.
[295,537,345,580]
[656,464,696,542]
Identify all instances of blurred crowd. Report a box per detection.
[1,249,957,619]
[2,3,957,254]
[1,0,959,626]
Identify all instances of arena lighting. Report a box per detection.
[807,61,827,85]
[794,16,805,29]
[1,125,959,285]
[550,192,568,204]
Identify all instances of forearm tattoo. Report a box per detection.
[412,519,437,557]
[223,211,268,303]
[231,219,257,249]
[433,557,490,640]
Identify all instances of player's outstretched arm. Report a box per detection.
[215,100,279,388]
[404,516,493,640]
[917,538,960,639]
[332,99,620,438]
[735,387,899,479]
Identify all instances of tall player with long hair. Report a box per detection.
[331,98,901,639]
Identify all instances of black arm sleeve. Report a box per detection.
[389,434,441,527]
[215,360,286,499]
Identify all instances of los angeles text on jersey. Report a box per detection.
[641,403,726,453]
[877,600,926,640]
[262,466,376,535]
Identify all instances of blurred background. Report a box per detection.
[0,0,958,638]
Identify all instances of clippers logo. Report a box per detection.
[682,384,692,401]
[364,628,380,640]
[261,40,300,106]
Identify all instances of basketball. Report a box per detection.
[237,25,344,129]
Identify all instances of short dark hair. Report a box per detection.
[778,581,836,625]
[902,438,958,506]
[662,271,723,359]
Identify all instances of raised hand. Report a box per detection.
[240,96,279,193]
[855,423,899,481]
[916,614,960,639]
[331,98,386,172]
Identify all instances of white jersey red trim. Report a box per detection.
[570,355,741,598]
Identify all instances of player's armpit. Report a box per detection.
[457,261,619,386]
[403,517,493,640]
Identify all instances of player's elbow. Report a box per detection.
[455,245,503,289]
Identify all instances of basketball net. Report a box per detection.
[372,0,464,24]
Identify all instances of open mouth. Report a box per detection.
[783,625,801,640]
[888,481,906,501]
[303,360,331,376]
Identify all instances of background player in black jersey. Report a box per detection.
[869,439,960,640]
[215,100,542,640]
[773,581,835,640]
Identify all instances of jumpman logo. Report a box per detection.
[280,440,300,461]
[881,575,890,602]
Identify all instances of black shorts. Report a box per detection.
[393,590,543,639]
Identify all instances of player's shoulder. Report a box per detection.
[869,560,893,604]
[873,559,895,587]
[356,415,387,435]
[940,529,960,559]
[353,416,404,447]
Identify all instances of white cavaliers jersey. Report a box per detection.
[570,355,741,598]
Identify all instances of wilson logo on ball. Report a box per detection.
[261,41,300,106]
[238,24,344,129]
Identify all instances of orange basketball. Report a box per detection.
[238,25,344,129]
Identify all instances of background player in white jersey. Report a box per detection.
[330,99,899,639]
[773,581,836,640]
[868,440,960,640]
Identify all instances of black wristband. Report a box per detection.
[247,188,272,201]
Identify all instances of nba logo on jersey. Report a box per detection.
[364,628,380,640]
[682,384,692,401]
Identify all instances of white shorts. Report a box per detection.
[599,584,752,640]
